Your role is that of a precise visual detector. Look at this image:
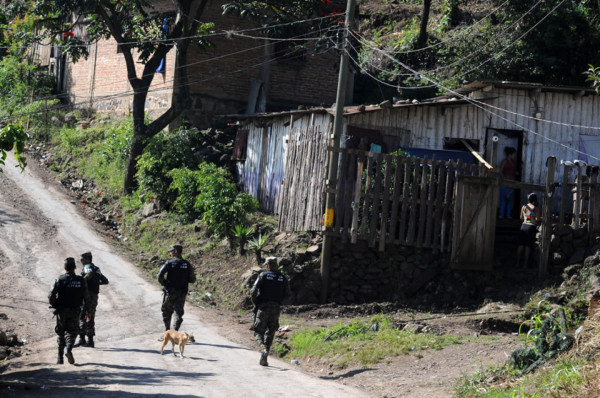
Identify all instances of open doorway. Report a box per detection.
[486,128,523,219]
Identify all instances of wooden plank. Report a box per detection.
[416,156,429,247]
[406,157,423,244]
[441,161,454,251]
[461,139,493,169]
[589,170,600,244]
[389,156,403,244]
[369,154,384,248]
[559,165,570,225]
[432,163,447,252]
[424,160,438,248]
[334,147,349,232]
[379,154,393,251]
[397,157,412,243]
[341,151,357,243]
[359,154,374,237]
[351,152,365,243]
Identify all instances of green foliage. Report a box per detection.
[136,127,204,205]
[508,303,574,374]
[168,167,204,219]
[0,124,28,171]
[278,314,475,368]
[0,57,54,119]
[585,64,600,94]
[231,224,254,255]
[194,163,259,236]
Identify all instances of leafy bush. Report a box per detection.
[168,167,204,219]
[0,57,54,118]
[136,127,204,206]
[193,163,259,236]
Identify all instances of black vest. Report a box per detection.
[256,270,286,304]
[163,259,192,289]
[53,273,86,309]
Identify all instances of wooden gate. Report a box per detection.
[451,175,499,270]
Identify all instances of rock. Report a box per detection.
[142,203,157,217]
[71,179,84,189]
[0,330,7,346]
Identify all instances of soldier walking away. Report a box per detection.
[74,251,109,348]
[49,257,90,365]
[251,257,289,367]
[158,244,196,331]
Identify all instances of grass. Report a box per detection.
[453,356,592,397]
[276,314,485,369]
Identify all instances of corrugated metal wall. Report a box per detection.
[345,88,600,186]
[236,112,332,214]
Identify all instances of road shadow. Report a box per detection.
[0,362,215,395]
[319,368,376,380]
[0,208,23,227]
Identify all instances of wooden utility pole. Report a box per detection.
[320,0,356,303]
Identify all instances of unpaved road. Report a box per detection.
[0,158,367,397]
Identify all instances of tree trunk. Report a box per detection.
[123,91,148,194]
[417,0,432,49]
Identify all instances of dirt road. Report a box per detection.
[0,159,367,397]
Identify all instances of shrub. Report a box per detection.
[136,127,204,206]
[168,167,203,219]
[193,163,259,236]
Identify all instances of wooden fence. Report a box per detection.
[327,148,490,252]
[277,125,329,231]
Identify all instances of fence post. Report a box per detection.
[559,164,570,225]
[539,156,556,279]
[574,163,584,228]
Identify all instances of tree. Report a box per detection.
[16,0,339,193]
[416,0,432,49]
[0,124,27,171]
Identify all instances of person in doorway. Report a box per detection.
[517,193,541,268]
[499,146,518,218]
[158,244,196,331]
[74,251,109,348]
[251,257,289,367]
[49,257,90,365]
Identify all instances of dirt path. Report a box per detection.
[0,159,367,397]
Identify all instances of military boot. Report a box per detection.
[86,336,94,348]
[259,349,269,366]
[74,334,87,348]
[65,345,75,365]
[57,347,64,365]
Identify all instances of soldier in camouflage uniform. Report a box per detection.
[49,257,90,365]
[251,257,289,366]
[74,251,109,348]
[158,244,196,331]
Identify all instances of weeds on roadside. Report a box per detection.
[276,314,476,369]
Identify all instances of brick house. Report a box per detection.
[48,0,340,127]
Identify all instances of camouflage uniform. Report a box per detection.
[158,249,196,331]
[76,256,109,347]
[49,258,89,365]
[251,259,289,366]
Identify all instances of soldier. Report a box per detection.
[49,257,90,365]
[74,251,109,348]
[158,244,196,331]
[251,257,289,367]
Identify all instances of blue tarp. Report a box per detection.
[402,147,476,164]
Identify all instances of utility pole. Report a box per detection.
[320,0,356,303]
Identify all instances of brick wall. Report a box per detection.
[62,0,339,127]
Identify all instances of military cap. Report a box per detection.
[80,251,92,259]
[169,244,183,254]
[64,257,76,269]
